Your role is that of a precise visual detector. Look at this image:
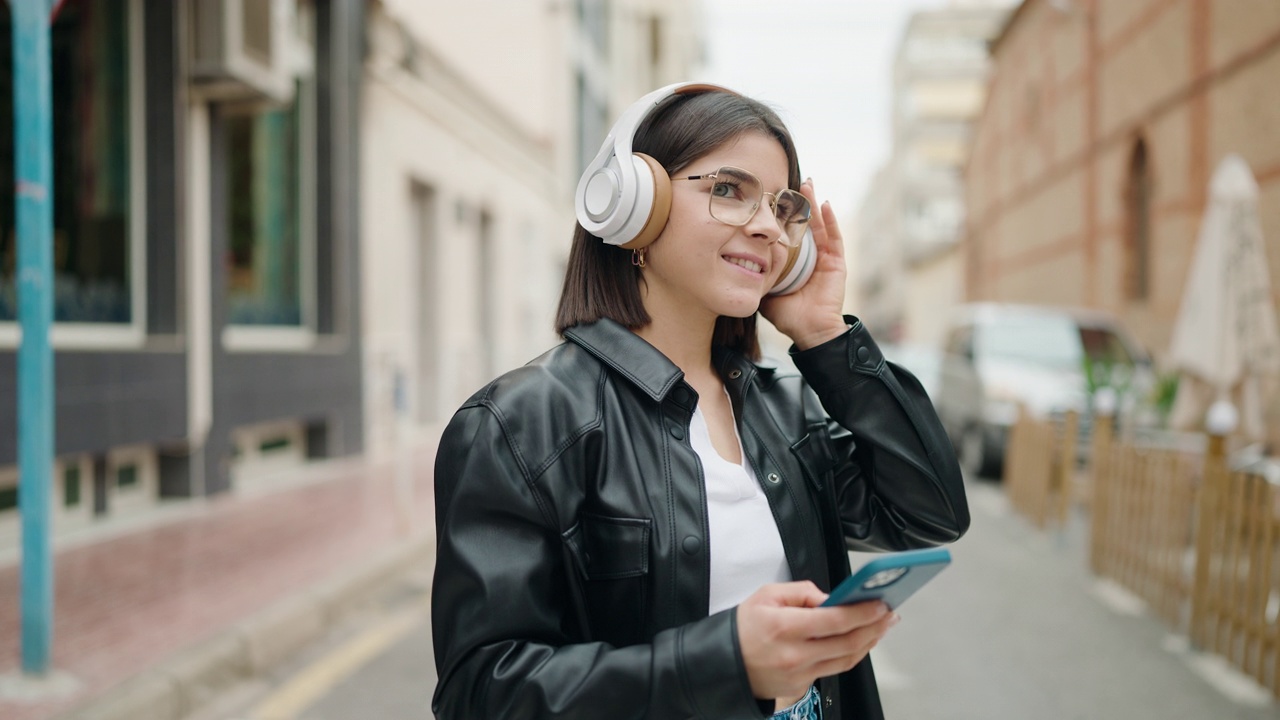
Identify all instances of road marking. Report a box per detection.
[1163,635,1273,707]
[1090,578,1147,617]
[248,598,429,719]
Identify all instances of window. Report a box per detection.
[575,71,608,176]
[225,4,315,329]
[945,326,973,359]
[106,446,155,511]
[907,81,985,122]
[905,35,986,65]
[64,465,81,508]
[225,89,307,326]
[477,208,495,379]
[648,15,663,68]
[1078,327,1136,366]
[411,181,439,424]
[258,435,292,453]
[577,0,609,55]
[977,314,1082,371]
[904,196,964,245]
[0,0,139,325]
[116,463,139,489]
[1125,138,1152,301]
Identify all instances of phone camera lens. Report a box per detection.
[861,567,908,590]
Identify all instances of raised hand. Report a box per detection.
[759,179,851,351]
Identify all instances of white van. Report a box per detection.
[933,303,1152,478]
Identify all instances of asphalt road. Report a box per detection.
[869,480,1276,719]
[197,478,1279,719]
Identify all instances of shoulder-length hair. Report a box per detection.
[554,90,803,360]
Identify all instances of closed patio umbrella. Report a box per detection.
[1167,154,1280,441]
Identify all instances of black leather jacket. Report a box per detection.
[432,317,969,719]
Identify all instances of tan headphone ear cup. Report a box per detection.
[619,153,671,250]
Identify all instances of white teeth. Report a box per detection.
[727,257,763,273]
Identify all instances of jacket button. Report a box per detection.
[767,472,781,484]
[728,369,742,379]
[856,346,871,364]
[672,386,689,403]
[668,423,684,440]
[825,695,833,708]
[682,535,701,554]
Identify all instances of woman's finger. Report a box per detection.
[804,613,899,677]
[800,612,896,663]
[819,199,844,259]
[781,600,890,641]
[799,178,842,263]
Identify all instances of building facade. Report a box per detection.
[0,0,365,536]
[359,0,705,458]
[965,0,1280,359]
[856,1,1013,346]
[0,0,709,540]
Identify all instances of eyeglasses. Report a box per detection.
[672,166,811,247]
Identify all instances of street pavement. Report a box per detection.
[0,443,438,720]
[871,480,1276,719]
[203,478,1280,719]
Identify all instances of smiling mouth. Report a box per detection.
[725,256,764,274]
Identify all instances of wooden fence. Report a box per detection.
[1002,409,1078,529]
[1089,417,1200,629]
[1009,410,1280,698]
[1189,433,1280,695]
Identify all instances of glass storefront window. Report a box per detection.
[225,92,306,326]
[225,3,315,329]
[0,0,134,324]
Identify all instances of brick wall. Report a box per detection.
[966,0,1280,363]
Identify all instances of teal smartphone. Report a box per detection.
[820,547,952,609]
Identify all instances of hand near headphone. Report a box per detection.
[760,179,850,351]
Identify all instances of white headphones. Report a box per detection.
[574,82,816,296]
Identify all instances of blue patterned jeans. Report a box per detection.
[770,685,822,720]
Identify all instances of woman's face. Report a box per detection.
[641,131,792,323]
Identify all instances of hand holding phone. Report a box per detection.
[820,547,952,610]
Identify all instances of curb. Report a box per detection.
[56,533,436,720]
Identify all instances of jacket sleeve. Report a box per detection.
[431,402,768,720]
[789,316,970,551]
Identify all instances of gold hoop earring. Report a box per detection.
[632,248,647,268]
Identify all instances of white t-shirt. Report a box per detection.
[689,393,791,615]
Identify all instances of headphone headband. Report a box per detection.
[605,83,735,166]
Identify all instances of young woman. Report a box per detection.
[431,83,969,720]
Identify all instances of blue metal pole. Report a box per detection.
[13,0,56,675]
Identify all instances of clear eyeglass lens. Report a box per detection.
[708,167,761,225]
[707,166,810,247]
[774,190,811,247]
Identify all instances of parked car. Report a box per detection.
[881,342,943,401]
[933,303,1153,478]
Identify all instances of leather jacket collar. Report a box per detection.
[564,318,773,402]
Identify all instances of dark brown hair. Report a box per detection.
[554,90,802,360]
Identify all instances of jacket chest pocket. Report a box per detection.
[562,513,652,646]
[791,425,838,493]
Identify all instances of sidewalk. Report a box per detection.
[0,440,439,720]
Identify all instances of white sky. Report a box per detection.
[699,0,948,225]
